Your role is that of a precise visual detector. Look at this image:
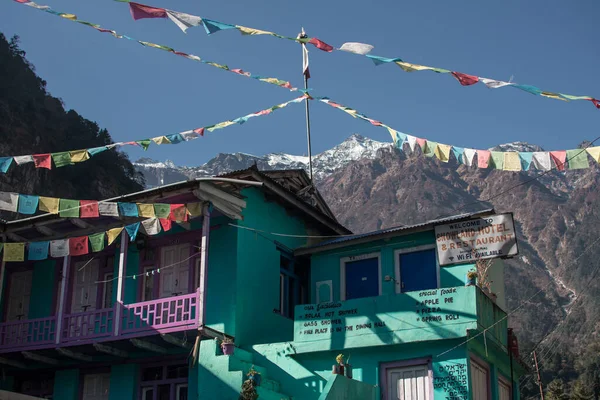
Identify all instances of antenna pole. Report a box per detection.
[298,28,313,181]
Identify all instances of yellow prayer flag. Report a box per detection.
[70,149,90,163]
[151,136,171,145]
[386,127,397,143]
[39,196,60,214]
[541,92,568,102]
[586,147,600,163]
[107,227,124,246]
[4,243,25,262]
[503,152,522,171]
[435,144,452,163]
[137,203,156,218]
[395,61,434,72]
[237,26,274,35]
[60,13,77,20]
[207,121,236,132]
[186,203,204,217]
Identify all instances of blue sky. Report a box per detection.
[1,0,599,166]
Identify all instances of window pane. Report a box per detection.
[177,384,188,400]
[158,384,170,400]
[166,364,188,379]
[141,387,154,400]
[142,366,163,382]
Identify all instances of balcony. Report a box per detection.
[0,290,200,353]
[292,285,507,353]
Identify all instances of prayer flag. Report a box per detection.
[107,227,124,245]
[142,218,161,235]
[566,149,589,170]
[237,26,273,35]
[39,196,59,214]
[513,84,542,96]
[541,92,568,101]
[4,243,25,262]
[532,152,552,171]
[125,222,141,241]
[180,131,198,141]
[463,149,477,167]
[480,78,513,89]
[89,232,106,252]
[202,18,237,34]
[59,199,79,218]
[405,135,417,152]
[435,144,452,162]
[193,128,205,136]
[503,152,522,171]
[519,152,533,171]
[159,218,172,232]
[477,150,491,168]
[165,134,183,144]
[0,157,13,173]
[308,38,333,52]
[99,202,119,217]
[169,204,188,222]
[136,139,151,150]
[137,203,155,218]
[490,152,504,169]
[302,44,310,78]
[154,204,171,219]
[424,141,438,158]
[550,151,567,171]
[452,147,465,163]
[416,138,427,152]
[69,236,89,256]
[51,152,73,168]
[586,147,600,163]
[17,194,39,215]
[33,154,51,169]
[80,200,99,218]
[28,241,49,261]
[561,95,592,101]
[13,155,34,165]
[70,149,90,163]
[366,55,403,65]
[452,72,479,86]
[118,203,139,217]
[207,121,236,132]
[129,2,167,20]
[166,10,202,33]
[0,192,19,212]
[590,99,600,109]
[151,136,171,145]
[88,146,108,156]
[50,239,69,258]
[186,203,203,217]
[339,42,374,55]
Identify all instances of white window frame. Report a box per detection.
[102,272,114,309]
[340,252,382,301]
[498,374,512,400]
[394,245,440,294]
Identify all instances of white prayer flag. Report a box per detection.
[0,192,19,212]
[339,42,374,55]
[405,135,417,152]
[141,218,161,236]
[532,152,552,171]
[480,78,513,89]
[50,239,69,258]
[166,10,203,33]
[463,149,477,167]
[180,131,198,141]
[99,202,119,217]
[13,155,34,165]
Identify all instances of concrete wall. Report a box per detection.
[318,374,376,400]
[234,188,311,347]
[29,260,56,318]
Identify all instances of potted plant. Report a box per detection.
[220,337,234,356]
[465,270,477,286]
[247,366,262,386]
[332,354,345,375]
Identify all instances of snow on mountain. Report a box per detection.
[134,134,390,187]
[489,141,545,153]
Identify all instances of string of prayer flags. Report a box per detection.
[1,95,305,174]
[316,96,600,172]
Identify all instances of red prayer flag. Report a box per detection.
[369,119,383,126]
[169,204,188,222]
[80,200,99,218]
[550,151,567,171]
[309,38,334,52]
[451,72,480,86]
[477,150,491,168]
[193,128,205,136]
[416,138,427,150]
[159,218,172,232]
[129,2,167,20]
[591,99,600,109]
[14,0,29,3]
[69,236,89,256]
[33,154,52,169]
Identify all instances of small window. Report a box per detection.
[142,366,164,382]
[166,365,188,379]
[278,251,308,318]
[395,247,438,293]
[102,273,114,309]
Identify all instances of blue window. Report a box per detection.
[343,255,380,300]
[278,251,308,318]
[397,248,438,293]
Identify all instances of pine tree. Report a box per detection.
[572,378,594,400]
[546,379,570,400]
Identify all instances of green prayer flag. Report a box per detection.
[154,204,171,219]
[424,141,438,158]
[490,152,504,169]
[52,152,73,168]
[59,199,80,218]
[137,139,151,151]
[89,232,106,252]
[566,149,589,170]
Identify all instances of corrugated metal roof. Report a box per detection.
[295,208,495,255]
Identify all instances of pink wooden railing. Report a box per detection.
[121,291,198,335]
[61,308,114,343]
[0,317,56,351]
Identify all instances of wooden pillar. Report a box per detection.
[55,256,70,344]
[197,204,211,328]
[114,233,128,336]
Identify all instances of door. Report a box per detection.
[82,373,110,400]
[498,378,511,400]
[6,270,33,321]
[344,256,379,300]
[470,358,490,400]
[398,249,437,293]
[71,260,100,313]
[160,244,190,298]
[386,364,431,400]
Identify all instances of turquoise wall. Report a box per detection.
[29,260,56,318]
[310,231,476,303]
[318,375,376,400]
[197,339,245,399]
[235,188,311,347]
[205,220,238,335]
[109,364,138,400]
[53,369,79,400]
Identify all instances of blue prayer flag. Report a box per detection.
[0,157,13,173]
[88,146,108,156]
[125,222,141,241]
[452,147,465,163]
[165,134,184,144]
[513,84,542,96]
[28,241,49,261]
[202,19,237,35]
[519,152,534,171]
[18,194,39,215]
[366,55,403,66]
[118,202,139,217]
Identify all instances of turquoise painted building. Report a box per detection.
[0,167,525,399]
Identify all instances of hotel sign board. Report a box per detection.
[435,213,518,266]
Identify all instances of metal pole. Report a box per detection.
[533,351,545,400]
[298,28,313,182]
